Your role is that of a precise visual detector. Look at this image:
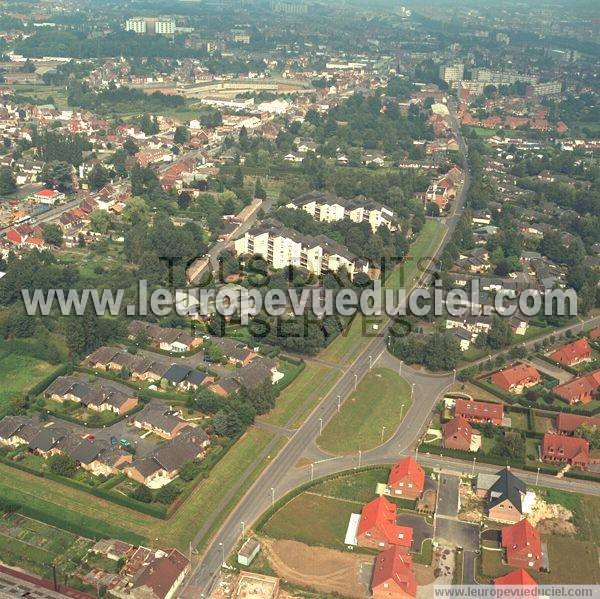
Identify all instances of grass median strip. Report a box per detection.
[317,368,411,454]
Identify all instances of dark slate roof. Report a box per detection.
[488,467,526,512]
[163,364,192,384]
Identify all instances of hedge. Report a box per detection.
[418,444,525,469]
[25,363,71,399]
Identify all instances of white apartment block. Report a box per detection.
[125,17,147,34]
[234,219,369,279]
[155,18,176,35]
[286,191,397,233]
[439,63,464,87]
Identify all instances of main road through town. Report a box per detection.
[179,100,472,598]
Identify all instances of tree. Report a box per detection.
[177,191,191,210]
[123,139,139,156]
[87,163,110,190]
[0,166,16,195]
[575,424,600,449]
[42,223,63,246]
[129,484,152,503]
[90,209,110,234]
[49,454,76,478]
[174,125,190,145]
[487,316,512,350]
[155,483,182,504]
[179,460,203,482]
[254,178,266,200]
[40,161,74,193]
[123,196,149,225]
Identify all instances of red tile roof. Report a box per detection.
[549,338,591,366]
[553,370,600,404]
[542,433,589,466]
[455,399,504,423]
[442,415,473,445]
[388,457,425,492]
[357,496,413,548]
[491,364,541,391]
[495,568,537,586]
[132,548,189,599]
[501,519,543,568]
[35,188,60,197]
[372,546,417,598]
[556,413,600,435]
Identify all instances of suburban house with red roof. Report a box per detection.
[33,188,65,205]
[491,364,541,394]
[442,416,474,451]
[501,519,545,571]
[541,433,592,468]
[387,457,425,500]
[555,413,600,435]
[553,370,600,405]
[549,338,592,367]
[371,546,417,599]
[588,326,600,341]
[454,399,504,426]
[356,496,413,551]
[495,568,538,587]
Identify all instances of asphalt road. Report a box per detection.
[177,101,600,598]
[179,102,472,598]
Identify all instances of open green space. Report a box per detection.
[319,220,446,365]
[262,493,359,550]
[480,536,600,584]
[317,368,411,454]
[262,362,340,428]
[0,350,58,418]
[310,468,390,504]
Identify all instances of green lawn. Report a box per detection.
[262,362,340,428]
[480,536,600,584]
[317,368,411,454]
[310,468,390,504]
[0,351,58,417]
[262,493,359,550]
[319,220,446,365]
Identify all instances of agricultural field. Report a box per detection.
[317,368,411,454]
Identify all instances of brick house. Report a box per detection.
[371,546,417,599]
[549,338,592,367]
[487,468,526,524]
[555,413,600,435]
[495,569,538,587]
[491,364,541,394]
[541,433,591,468]
[356,496,413,551]
[387,457,425,500]
[442,416,473,451]
[454,399,504,426]
[553,370,600,405]
[501,519,544,571]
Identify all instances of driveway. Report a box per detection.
[436,474,460,517]
[396,513,433,553]
[462,550,478,584]
[434,518,480,551]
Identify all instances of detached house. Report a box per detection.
[454,399,504,426]
[371,546,417,599]
[549,338,592,367]
[486,468,526,523]
[133,401,190,440]
[357,496,413,551]
[442,416,474,451]
[491,364,541,394]
[162,364,213,392]
[553,370,600,405]
[387,457,425,500]
[555,413,600,435]
[495,569,538,587]
[541,433,592,468]
[501,519,545,571]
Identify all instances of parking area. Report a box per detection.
[436,474,460,517]
[434,517,480,551]
[396,513,433,552]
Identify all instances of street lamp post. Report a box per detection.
[399,360,403,376]
[270,487,275,507]
[310,463,314,481]
[381,425,386,442]
[369,355,373,369]
[411,383,415,400]
[319,417,323,435]
[472,456,477,476]
[536,467,540,486]
[453,368,456,384]
[218,542,224,565]
[241,522,245,538]
[337,395,341,412]
[354,372,358,391]
[400,403,405,422]
[358,450,362,468]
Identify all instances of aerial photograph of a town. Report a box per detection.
[0,0,598,597]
